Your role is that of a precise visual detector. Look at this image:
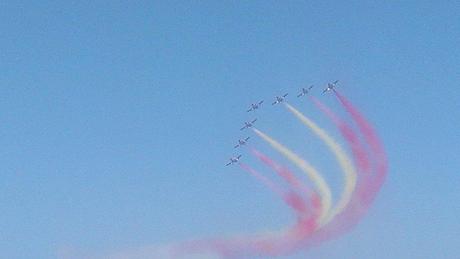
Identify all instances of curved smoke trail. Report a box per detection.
[172,91,387,258]
[239,162,309,216]
[252,128,332,226]
[334,90,388,203]
[284,103,357,225]
[89,90,387,259]
[168,137,331,258]
[239,163,284,198]
[251,148,313,200]
[310,96,372,179]
[306,96,374,243]
[171,159,321,258]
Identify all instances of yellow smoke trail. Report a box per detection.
[252,128,332,225]
[284,103,357,225]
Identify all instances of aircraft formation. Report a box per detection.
[226,80,339,166]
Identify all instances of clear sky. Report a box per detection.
[1,1,459,258]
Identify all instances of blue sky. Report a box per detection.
[1,1,459,258]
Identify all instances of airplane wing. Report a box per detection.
[323,88,328,93]
[226,162,231,166]
[251,118,257,123]
[309,85,314,89]
[237,155,242,159]
[333,80,339,84]
[259,100,264,105]
[234,144,239,148]
[240,126,246,130]
[246,108,252,112]
[283,93,288,97]
[272,101,277,105]
[297,93,302,97]
[245,137,250,141]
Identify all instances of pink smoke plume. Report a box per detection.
[304,96,375,243]
[334,90,388,202]
[174,92,387,257]
[172,159,321,258]
[161,91,388,259]
[296,91,388,247]
[239,162,309,216]
[250,148,316,216]
[71,91,387,259]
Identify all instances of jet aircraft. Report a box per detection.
[272,93,289,105]
[240,119,257,130]
[247,101,264,112]
[226,155,242,166]
[297,85,314,97]
[323,80,339,93]
[234,137,250,148]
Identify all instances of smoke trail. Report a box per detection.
[284,103,357,225]
[252,128,332,226]
[239,162,284,197]
[239,162,308,215]
[334,90,388,202]
[77,90,388,259]
[251,148,312,197]
[305,96,374,243]
[172,191,321,259]
[310,96,372,179]
[172,162,321,259]
[250,148,317,218]
[167,147,325,258]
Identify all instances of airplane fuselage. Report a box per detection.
[323,84,336,93]
[324,81,338,93]
[272,94,288,105]
[273,97,284,104]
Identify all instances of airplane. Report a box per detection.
[272,93,288,105]
[240,119,257,130]
[297,85,314,97]
[234,137,250,148]
[226,155,242,166]
[323,80,339,93]
[247,100,264,112]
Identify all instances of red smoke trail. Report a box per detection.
[249,148,314,216]
[304,96,375,243]
[217,189,321,258]
[250,148,312,195]
[292,91,388,247]
[334,90,388,202]
[175,92,387,258]
[172,162,321,258]
[239,162,311,217]
[237,156,325,257]
[239,162,284,198]
[173,93,386,258]
[310,96,372,179]
[241,150,330,255]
